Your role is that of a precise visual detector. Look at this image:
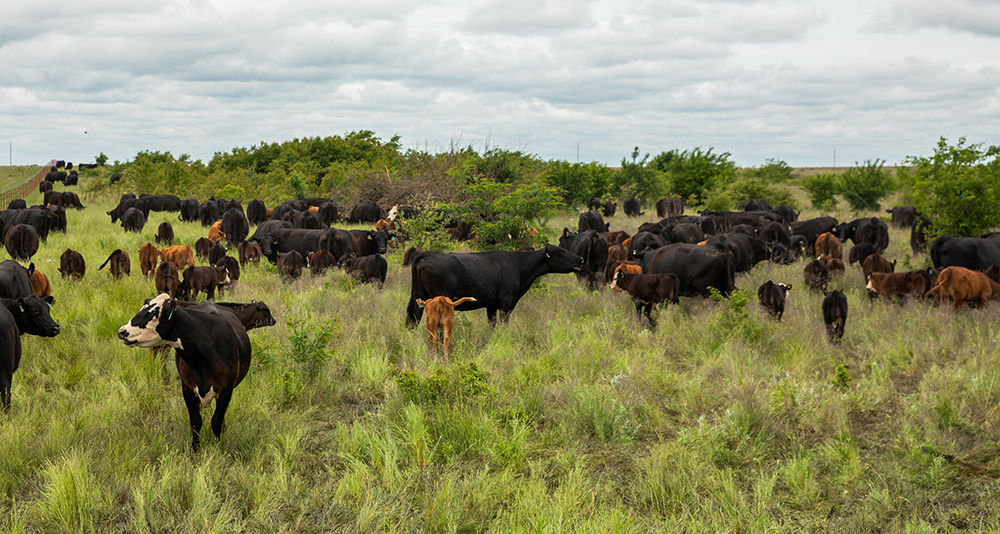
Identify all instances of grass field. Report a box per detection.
[0,167,41,192]
[0,178,998,532]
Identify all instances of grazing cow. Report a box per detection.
[4,224,39,261]
[837,217,889,252]
[559,230,608,291]
[757,281,791,320]
[623,197,642,217]
[407,244,583,327]
[743,199,771,212]
[139,242,159,278]
[604,260,641,287]
[246,199,267,226]
[814,232,843,259]
[208,221,226,243]
[39,181,53,195]
[660,223,704,245]
[930,235,1000,271]
[194,237,214,259]
[208,244,227,267]
[98,249,131,279]
[120,207,147,233]
[107,197,150,224]
[588,197,603,211]
[156,222,174,245]
[173,299,276,331]
[221,208,249,245]
[415,296,477,356]
[179,265,229,301]
[347,203,383,224]
[803,258,830,292]
[238,241,262,266]
[578,210,606,233]
[822,290,848,343]
[214,257,239,296]
[848,243,877,266]
[307,250,337,275]
[259,227,337,264]
[199,202,221,227]
[30,268,51,298]
[158,245,196,269]
[861,254,895,284]
[156,261,180,298]
[758,221,791,248]
[602,201,616,218]
[887,206,917,228]
[0,295,60,410]
[819,254,845,277]
[118,295,252,451]
[277,251,304,280]
[866,269,936,301]
[610,270,680,327]
[911,216,932,255]
[656,198,683,218]
[608,243,627,262]
[402,246,424,267]
[179,198,200,222]
[639,241,736,298]
[139,194,182,212]
[924,266,1000,311]
[341,253,388,288]
[58,249,85,279]
[790,216,839,256]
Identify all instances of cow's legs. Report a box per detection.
[182,385,203,451]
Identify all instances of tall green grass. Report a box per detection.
[0,182,999,531]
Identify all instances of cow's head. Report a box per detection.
[118,294,181,349]
[543,244,584,273]
[14,295,59,337]
[370,230,390,254]
[247,300,276,329]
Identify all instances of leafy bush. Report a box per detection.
[899,137,1000,237]
[839,159,894,211]
[703,176,796,211]
[446,177,561,250]
[744,159,793,183]
[800,173,840,211]
[392,206,452,252]
[608,147,668,204]
[651,147,737,205]
[286,315,340,380]
[543,160,613,207]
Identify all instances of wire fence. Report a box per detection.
[0,160,56,208]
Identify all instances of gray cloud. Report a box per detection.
[891,0,1000,37]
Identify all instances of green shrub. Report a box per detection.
[651,147,737,204]
[394,363,492,406]
[839,159,894,211]
[608,147,668,205]
[286,315,340,380]
[800,173,840,211]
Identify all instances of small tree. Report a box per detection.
[800,173,839,211]
[839,159,894,211]
[900,137,1000,237]
[608,147,667,204]
[745,159,793,183]
[543,160,612,207]
[447,177,562,251]
[651,147,736,205]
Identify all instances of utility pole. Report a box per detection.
[833,150,836,168]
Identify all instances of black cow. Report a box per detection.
[119,295,252,451]
[627,231,667,260]
[559,230,608,291]
[743,199,771,212]
[602,201,616,218]
[887,206,917,228]
[758,281,791,320]
[656,198,683,218]
[140,194,182,212]
[4,225,39,261]
[822,290,848,343]
[172,299,276,331]
[208,244,227,267]
[199,202,221,227]
[639,240,735,297]
[773,204,799,224]
[246,199,267,226]
[98,249,130,279]
[108,198,150,223]
[121,207,147,233]
[214,257,240,296]
[577,210,606,233]
[4,208,57,242]
[758,221,792,248]
[407,244,583,327]
[587,197,603,211]
[0,295,60,410]
[837,217,889,252]
[911,216,932,255]
[342,253,388,288]
[348,203,383,224]
[931,235,1000,271]
[287,209,323,230]
[179,198,200,222]
[790,216,838,256]
[342,229,391,258]
[47,206,67,233]
[623,197,642,217]
[0,261,33,298]
[610,270,680,327]
[238,241,262,266]
[221,208,249,245]
[156,222,174,245]
[247,220,292,248]
[848,243,877,266]
[277,251,304,280]
[804,258,830,292]
[261,228,336,264]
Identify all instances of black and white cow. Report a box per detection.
[118,294,252,451]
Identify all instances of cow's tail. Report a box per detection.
[924,276,947,299]
[99,252,113,271]
[447,297,477,307]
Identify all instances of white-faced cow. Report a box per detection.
[118,294,252,451]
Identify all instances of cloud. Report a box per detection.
[891,0,1000,37]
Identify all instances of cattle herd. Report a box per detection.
[8,166,1000,452]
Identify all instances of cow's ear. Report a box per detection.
[43,296,54,307]
[27,263,35,276]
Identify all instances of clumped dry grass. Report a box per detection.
[0,179,998,532]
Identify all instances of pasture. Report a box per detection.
[1,179,999,532]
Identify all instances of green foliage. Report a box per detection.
[394,363,492,406]
[703,175,796,211]
[609,147,667,204]
[286,315,340,380]
[651,147,736,205]
[543,160,613,207]
[833,365,851,391]
[94,152,108,166]
[800,173,840,211]
[744,159,793,183]
[839,159,894,211]
[448,147,544,186]
[446,176,561,250]
[123,151,205,195]
[392,205,451,252]
[900,137,1000,237]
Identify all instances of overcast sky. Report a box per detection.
[2,0,998,168]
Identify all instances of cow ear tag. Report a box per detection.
[18,302,24,313]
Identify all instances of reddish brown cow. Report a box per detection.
[159,245,196,269]
[866,269,935,301]
[155,261,180,298]
[402,246,424,267]
[815,232,843,259]
[607,243,627,262]
[30,268,51,298]
[610,270,681,327]
[307,250,336,275]
[415,296,477,356]
[277,251,303,280]
[58,249,85,279]
[179,265,229,301]
[98,249,131,279]
[819,254,845,276]
[208,221,226,243]
[238,241,262,266]
[924,266,1000,311]
[861,253,895,284]
[139,242,158,278]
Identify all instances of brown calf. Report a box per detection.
[860,253,895,285]
[208,220,226,243]
[815,232,843,259]
[610,270,680,327]
[58,249,85,279]
[30,268,51,298]
[139,242,158,278]
[179,265,229,301]
[238,241,262,266]
[415,296,477,356]
[307,250,337,275]
[155,261,180,298]
[866,269,935,301]
[159,245,196,269]
[98,249,131,279]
